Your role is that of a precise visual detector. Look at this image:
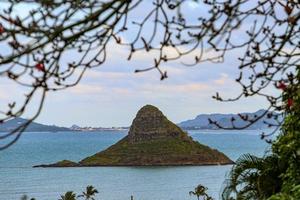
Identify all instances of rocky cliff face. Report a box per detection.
[128,105,188,143]
[35,105,234,167]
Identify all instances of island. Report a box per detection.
[34,105,234,167]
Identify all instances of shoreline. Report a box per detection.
[33,162,235,168]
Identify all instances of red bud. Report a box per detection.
[277,81,287,90]
[284,5,292,15]
[287,98,294,108]
[35,63,45,71]
[0,25,4,34]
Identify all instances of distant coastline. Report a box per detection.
[70,124,129,132]
[0,109,279,132]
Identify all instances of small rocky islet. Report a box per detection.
[34,105,234,167]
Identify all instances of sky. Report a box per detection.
[0,1,273,127]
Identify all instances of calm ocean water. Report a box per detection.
[0,130,271,200]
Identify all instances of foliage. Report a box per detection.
[21,185,214,200]
[58,186,99,200]
[222,71,300,199]
[268,185,300,200]
[222,154,284,199]
[20,195,36,200]
[79,185,99,200]
[79,136,231,166]
[189,184,213,200]
[268,78,300,199]
[59,191,77,200]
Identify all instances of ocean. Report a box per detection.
[0,130,271,200]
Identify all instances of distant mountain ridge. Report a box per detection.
[0,110,278,132]
[0,117,70,132]
[178,109,280,130]
[0,118,127,133]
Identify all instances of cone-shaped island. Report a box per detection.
[34,105,233,167]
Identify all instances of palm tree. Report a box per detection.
[20,195,35,200]
[78,185,99,200]
[189,184,213,200]
[222,154,284,200]
[59,191,77,200]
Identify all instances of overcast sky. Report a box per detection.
[0,1,273,127]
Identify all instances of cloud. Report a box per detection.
[213,73,230,85]
[141,82,210,94]
[67,64,234,101]
[68,84,104,95]
[82,70,130,80]
[187,1,200,9]
[0,92,8,100]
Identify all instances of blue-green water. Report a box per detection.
[0,130,270,200]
